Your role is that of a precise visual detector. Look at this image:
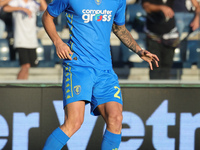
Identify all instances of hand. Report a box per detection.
[55,41,73,60]
[22,7,32,17]
[137,50,159,70]
[190,16,199,31]
[160,5,174,19]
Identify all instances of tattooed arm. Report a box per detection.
[112,23,159,70]
[112,23,142,54]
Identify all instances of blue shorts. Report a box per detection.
[62,63,123,116]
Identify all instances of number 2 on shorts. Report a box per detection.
[114,86,121,99]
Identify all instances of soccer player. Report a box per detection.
[42,0,159,149]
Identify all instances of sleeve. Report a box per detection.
[8,0,18,7]
[47,0,69,17]
[113,0,126,25]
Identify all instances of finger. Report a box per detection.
[59,49,72,60]
[61,50,68,59]
[64,46,73,59]
[64,48,73,60]
[149,61,153,70]
[57,49,66,59]
[66,52,72,60]
[68,49,73,55]
[170,11,174,17]
[56,51,61,58]
[153,54,159,61]
[154,60,159,68]
[168,13,172,18]
[57,52,64,59]
[151,56,159,67]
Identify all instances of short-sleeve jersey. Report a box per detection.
[47,0,126,70]
[9,0,40,48]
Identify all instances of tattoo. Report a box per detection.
[112,23,140,53]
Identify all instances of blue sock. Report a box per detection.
[101,129,121,150]
[43,127,70,150]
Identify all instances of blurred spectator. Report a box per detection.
[3,0,47,80]
[0,0,10,38]
[173,0,200,62]
[142,0,180,79]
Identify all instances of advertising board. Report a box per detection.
[0,84,199,150]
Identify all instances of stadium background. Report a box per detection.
[1,0,200,150]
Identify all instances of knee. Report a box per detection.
[107,112,123,129]
[63,117,84,133]
[72,119,83,131]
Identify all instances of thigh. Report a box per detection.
[97,101,123,123]
[16,48,29,65]
[161,46,175,68]
[64,101,85,122]
[91,69,123,116]
[28,49,38,67]
[61,101,86,137]
[175,13,186,35]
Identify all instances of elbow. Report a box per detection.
[2,6,9,12]
[2,5,13,12]
[112,24,118,34]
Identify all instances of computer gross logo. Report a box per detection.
[82,9,112,23]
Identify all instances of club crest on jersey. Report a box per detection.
[74,85,81,95]
[95,0,102,5]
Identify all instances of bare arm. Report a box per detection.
[112,24,141,54]
[190,0,200,31]
[142,2,174,18]
[0,0,10,7]
[39,0,47,11]
[191,0,200,13]
[42,10,73,60]
[3,5,32,17]
[112,23,159,70]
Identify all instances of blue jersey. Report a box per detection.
[47,0,126,70]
